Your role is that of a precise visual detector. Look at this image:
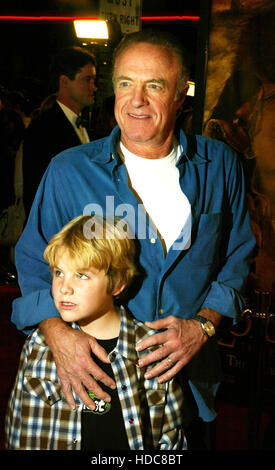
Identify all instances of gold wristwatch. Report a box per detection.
[194,315,216,338]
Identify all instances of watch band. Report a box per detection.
[194,315,216,338]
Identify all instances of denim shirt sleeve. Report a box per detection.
[12,289,59,335]
[200,148,255,319]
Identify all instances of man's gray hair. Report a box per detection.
[112,29,190,98]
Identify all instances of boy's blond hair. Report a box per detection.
[43,215,136,295]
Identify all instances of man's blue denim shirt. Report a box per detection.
[13,126,255,423]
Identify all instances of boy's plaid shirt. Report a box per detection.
[5,307,187,450]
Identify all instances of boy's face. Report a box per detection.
[52,250,116,327]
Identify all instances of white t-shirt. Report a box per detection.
[119,140,191,252]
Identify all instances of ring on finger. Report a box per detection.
[166,357,174,367]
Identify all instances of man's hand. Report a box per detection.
[40,317,116,410]
[136,309,221,383]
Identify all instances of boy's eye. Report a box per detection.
[76,272,89,280]
[54,269,63,278]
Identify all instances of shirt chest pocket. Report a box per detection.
[188,213,222,265]
[23,376,62,405]
[146,388,166,408]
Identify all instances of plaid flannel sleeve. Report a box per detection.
[157,377,187,450]
[5,340,30,449]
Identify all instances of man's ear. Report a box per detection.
[112,283,126,297]
[176,83,189,108]
[59,74,69,89]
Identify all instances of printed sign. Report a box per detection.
[99,0,142,34]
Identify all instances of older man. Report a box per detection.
[13,31,255,449]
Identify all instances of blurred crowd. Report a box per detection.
[0,86,30,281]
[0,87,27,211]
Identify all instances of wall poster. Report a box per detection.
[202,0,275,312]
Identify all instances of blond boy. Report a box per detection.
[6,215,186,450]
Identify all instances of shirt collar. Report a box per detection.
[178,129,210,165]
[89,125,121,166]
[114,307,162,364]
[72,306,160,364]
[56,100,79,127]
[96,126,210,166]
[90,125,211,172]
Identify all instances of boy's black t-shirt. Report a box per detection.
[81,337,130,450]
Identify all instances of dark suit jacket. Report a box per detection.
[23,101,84,216]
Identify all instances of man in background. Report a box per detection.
[22,46,97,215]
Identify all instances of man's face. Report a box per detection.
[63,62,97,114]
[113,42,188,157]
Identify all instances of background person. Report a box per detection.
[12,30,255,449]
[22,46,97,216]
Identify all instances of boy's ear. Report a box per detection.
[112,284,126,297]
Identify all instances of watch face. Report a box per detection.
[195,315,216,337]
[204,321,215,336]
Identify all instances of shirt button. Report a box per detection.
[110,352,116,361]
[150,237,156,244]
[122,385,127,391]
[159,308,164,315]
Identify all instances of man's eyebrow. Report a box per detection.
[115,76,166,85]
[146,78,165,84]
[115,75,132,82]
